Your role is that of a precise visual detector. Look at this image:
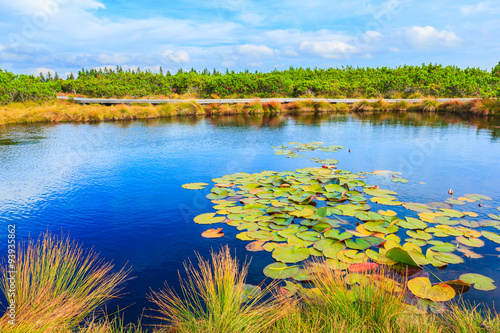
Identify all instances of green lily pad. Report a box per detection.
[433,252,464,264]
[194,213,226,224]
[392,178,409,183]
[345,238,371,250]
[438,208,465,218]
[456,236,484,248]
[313,238,335,251]
[296,230,322,242]
[292,269,312,282]
[407,230,432,241]
[445,198,466,205]
[273,245,310,263]
[323,243,346,259]
[263,262,299,279]
[240,284,261,303]
[386,247,420,268]
[397,217,427,230]
[481,231,500,244]
[325,229,352,241]
[403,202,433,213]
[464,193,492,201]
[459,273,496,291]
[182,182,209,190]
[488,214,500,221]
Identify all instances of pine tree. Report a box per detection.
[39,72,45,82]
[159,66,164,75]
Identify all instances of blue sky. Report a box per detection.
[0,0,499,77]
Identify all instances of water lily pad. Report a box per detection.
[246,241,266,252]
[418,212,443,223]
[240,284,261,303]
[313,238,335,251]
[194,213,226,224]
[273,245,310,263]
[296,230,322,242]
[386,247,420,268]
[438,208,465,218]
[182,182,209,190]
[407,230,432,241]
[445,198,466,205]
[292,269,312,282]
[337,249,367,264]
[481,231,500,244]
[323,243,346,259]
[488,214,500,221]
[456,236,484,248]
[464,193,492,201]
[201,228,224,238]
[408,277,455,302]
[263,262,299,279]
[392,178,409,183]
[345,238,371,250]
[433,252,464,264]
[248,230,274,241]
[397,217,427,230]
[433,216,459,225]
[403,202,433,213]
[325,229,353,241]
[348,262,378,272]
[459,273,496,291]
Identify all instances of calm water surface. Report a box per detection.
[1,112,500,326]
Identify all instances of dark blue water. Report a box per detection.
[1,113,500,326]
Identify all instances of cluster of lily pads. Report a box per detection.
[182,142,500,304]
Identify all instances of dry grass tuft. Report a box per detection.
[148,246,282,333]
[0,233,130,333]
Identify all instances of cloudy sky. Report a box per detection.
[0,0,499,76]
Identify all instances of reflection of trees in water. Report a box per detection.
[207,114,287,128]
[349,112,500,141]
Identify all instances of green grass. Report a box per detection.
[0,233,130,332]
[148,246,283,333]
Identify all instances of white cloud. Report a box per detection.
[30,67,56,76]
[406,26,461,49]
[96,53,130,64]
[238,44,274,58]
[364,31,382,39]
[162,50,190,64]
[299,40,359,58]
[460,2,490,15]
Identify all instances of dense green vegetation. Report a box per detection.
[0,69,58,104]
[1,63,500,103]
[63,64,500,98]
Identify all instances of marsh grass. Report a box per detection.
[0,233,130,333]
[272,261,426,333]
[0,98,498,125]
[469,98,500,115]
[352,100,374,112]
[417,98,441,112]
[148,246,282,333]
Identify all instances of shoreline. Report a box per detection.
[0,97,498,125]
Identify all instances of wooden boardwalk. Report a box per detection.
[57,96,477,105]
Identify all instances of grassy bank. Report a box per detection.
[1,235,499,333]
[0,98,499,125]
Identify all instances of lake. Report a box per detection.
[1,112,500,326]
